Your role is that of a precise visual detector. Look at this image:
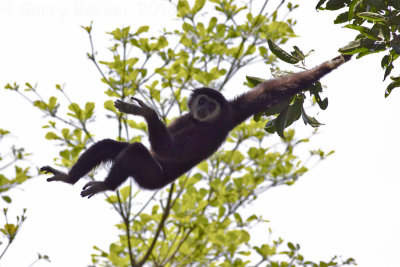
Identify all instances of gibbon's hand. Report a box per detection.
[81,181,109,198]
[40,166,71,184]
[327,54,352,69]
[114,97,156,119]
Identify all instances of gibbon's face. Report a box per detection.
[190,94,221,122]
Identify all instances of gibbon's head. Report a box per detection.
[188,88,228,122]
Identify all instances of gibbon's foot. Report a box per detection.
[40,166,71,184]
[81,181,109,198]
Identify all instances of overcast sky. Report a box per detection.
[1,1,399,267]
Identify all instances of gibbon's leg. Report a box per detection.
[41,139,129,184]
[81,142,164,198]
[68,139,129,183]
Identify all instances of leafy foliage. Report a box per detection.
[247,42,326,139]
[4,0,355,266]
[317,0,400,97]
[0,129,30,262]
[0,130,49,265]
[0,129,31,195]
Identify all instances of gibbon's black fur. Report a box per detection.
[41,55,351,198]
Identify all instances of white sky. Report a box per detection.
[0,1,399,267]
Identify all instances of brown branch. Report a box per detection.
[138,183,175,266]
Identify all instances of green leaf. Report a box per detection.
[334,12,350,24]
[48,97,58,110]
[344,24,381,41]
[245,44,256,55]
[106,195,118,204]
[3,223,18,238]
[381,55,391,68]
[316,0,328,9]
[255,244,276,257]
[246,215,257,222]
[155,36,168,50]
[292,46,305,61]
[309,82,328,110]
[288,242,296,250]
[318,98,328,110]
[207,17,217,32]
[33,100,47,111]
[234,213,243,224]
[325,0,347,10]
[197,161,208,173]
[109,243,129,266]
[177,0,190,17]
[274,97,303,139]
[301,106,324,127]
[61,128,70,139]
[383,64,394,81]
[121,26,130,39]
[4,82,19,91]
[264,118,276,134]
[253,112,262,121]
[222,150,244,165]
[338,39,367,54]
[119,186,131,202]
[80,22,93,33]
[267,39,299,64]
[2,196,11,203]
[0,129,10,136]
[104,89,121,98]
[385,77,400,98]
[135,25,149,35]
[348,0,362,20]
[357,12,386,22]
[246,76,266,87]
[276,114,288,138]
[45,132,61,140]
[263,99,291,116]
[146,80,161,102]
[84,102,95,119]
[192,0,206,14]
[180,35,192,47]
[68,103,82,119]
[104,100,116,112]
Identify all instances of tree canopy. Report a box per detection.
[317,0,400,97]
[6,0,395,266]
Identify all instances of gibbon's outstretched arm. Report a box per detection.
[230,54,351,125]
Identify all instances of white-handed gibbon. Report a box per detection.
[41,55,351,198]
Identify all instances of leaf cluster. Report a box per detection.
[0,130,49,265]
[247,41,325,140]
[0,128,31,201]
[4,82,96,168]
[317,0,400,97]
[0,131,29,261]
